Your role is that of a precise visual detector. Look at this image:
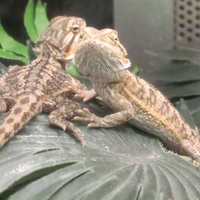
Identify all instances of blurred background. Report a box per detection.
[0,0,200,71]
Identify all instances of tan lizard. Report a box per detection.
[0,16,88,148]
[71,27,200,166]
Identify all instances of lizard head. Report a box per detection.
[35,16,86,63]
[70,27,131,82]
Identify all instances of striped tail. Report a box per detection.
[0,93,42,148]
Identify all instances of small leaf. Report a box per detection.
[0,49,28,63]
[24,0,38,42]
[132,65,140,74]
[35,0,49,36]
[66,64,82,77]
[0,21,27,57]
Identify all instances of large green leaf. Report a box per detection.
[9,163,91,200]
[0,49,28,63]
[0,99,199,200]
[34,0,49,36]
[0,22,27,58]
[24,0,38,42]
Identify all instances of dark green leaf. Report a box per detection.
[24,0,38,42]
[35,0,49,36]
[0,148,85,194]
[0,111,199,199]
[158,81,200,99]
[8,163,91,200]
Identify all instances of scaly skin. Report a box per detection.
[0,16,88,147]
[72,27,200,166]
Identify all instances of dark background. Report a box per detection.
[0,0,113,44]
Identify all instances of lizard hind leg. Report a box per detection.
[0,93,42,148]
[48,100,86,147]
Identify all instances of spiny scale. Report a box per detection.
[73,27,200,167]
[0,16,87,147]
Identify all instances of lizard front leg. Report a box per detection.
[74,94,135,127]
[48,99,86,146]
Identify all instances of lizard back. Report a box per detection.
[0,16,87,147]
[73,27,200,165]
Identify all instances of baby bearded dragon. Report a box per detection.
[0,16,88,148]
[35,16,85,63]
[72,27,200,166]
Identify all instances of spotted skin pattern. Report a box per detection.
[0,16,88,147]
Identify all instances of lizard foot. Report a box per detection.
[74,108,108,128]
[193,160,200,168]
[49,110,86,147]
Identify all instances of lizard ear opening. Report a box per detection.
[122,58,131,69]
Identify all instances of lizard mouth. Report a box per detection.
[65,46,75,60]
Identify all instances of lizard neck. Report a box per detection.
[74,38,130,84]
[90,69,127,84]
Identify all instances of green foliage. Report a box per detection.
[0,0,49,64]
[0,98,200,200]
[132,64,140,74]
[0,23,28,63]
[66,64,83,77]
[24,0,49,42]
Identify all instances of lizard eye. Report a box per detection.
[71,26,80,33]
[109,31,119,42]
[113,33,119,41]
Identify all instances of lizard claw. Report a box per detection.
[74,108,106,128]
[73,108,94,122]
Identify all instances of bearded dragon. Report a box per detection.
[0,16,88,147]
[71,27,200,166]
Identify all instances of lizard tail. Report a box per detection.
[0,93,42,148]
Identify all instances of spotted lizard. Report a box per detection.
[0,16,88,147]
[71,27,200,166]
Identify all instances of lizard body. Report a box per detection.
[0,16,87,147]
[72,27,200,166]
